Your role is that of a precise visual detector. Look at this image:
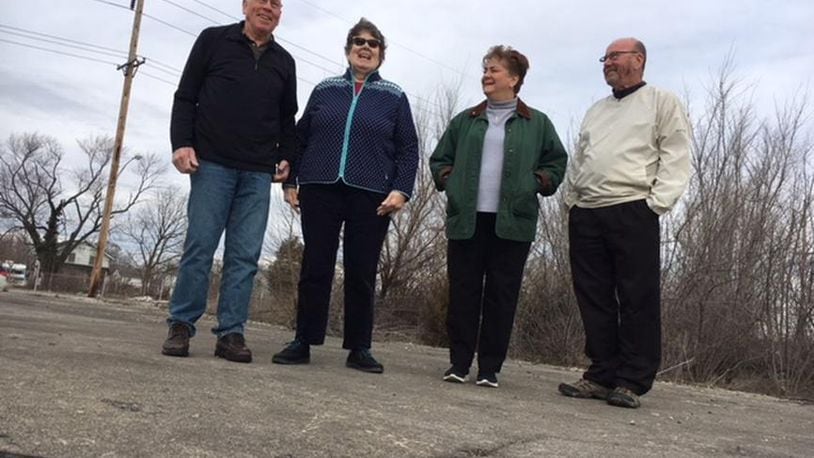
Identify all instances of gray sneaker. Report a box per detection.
[558,378,612,400]
[607,386,641,408]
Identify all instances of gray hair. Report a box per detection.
[344,17,387,64]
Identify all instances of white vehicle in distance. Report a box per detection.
[8,263,27,287]
[0,268,7,291]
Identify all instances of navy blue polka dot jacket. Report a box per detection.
[287,69,419,198]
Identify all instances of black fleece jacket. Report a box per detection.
[170,22,297,173]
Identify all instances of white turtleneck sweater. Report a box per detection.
[477,98,517,212]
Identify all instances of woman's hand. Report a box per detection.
[376,191,407,216]
[284,187,299,212]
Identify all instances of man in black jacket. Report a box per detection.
[161,0,297,363]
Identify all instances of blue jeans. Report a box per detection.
[167,160,271,337]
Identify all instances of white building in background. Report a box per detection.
[64,242,111,270]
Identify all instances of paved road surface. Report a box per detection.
[1,290,812,457]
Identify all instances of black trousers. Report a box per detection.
[568,199,661,395]
[295,183,390,350]
[447,213,531,374]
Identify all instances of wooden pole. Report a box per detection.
[88,0,145,297]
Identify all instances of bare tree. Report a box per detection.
[118,186,187,296]
[659,60,814,397]
[0,133,164,285]
[375,82,462,340]
[0,229,35,266]
[253,205,303,326]
[512,195,584,366]
[257,235,303,327]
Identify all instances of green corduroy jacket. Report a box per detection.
[430,99,568,242]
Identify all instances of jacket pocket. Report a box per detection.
[445,170,461,216]
[512,173,540,219]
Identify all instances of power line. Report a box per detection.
[0,23,127,56]
[89,0,198,37]
[0,38,119,66]
[95,0,344,83]
[142,57,182,75]
[144,12,197,37]
[141,63,181,78]
[158,0,220,24]
[90,0,129,11]
[86,0,438,116]
[0,29,127,60]
[88,1,321,90]
[275,37,344,72]
[158,0,343,72]
[140,71,177,86]
[0,23,182,76]
[294,0,477,81]
[0,37,299,93]
[188,0,236,20]
[178,0,442,116]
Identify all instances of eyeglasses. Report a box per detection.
[599,51,640,63]
[351,37,381,49]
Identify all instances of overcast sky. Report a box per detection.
[1,0,812,239]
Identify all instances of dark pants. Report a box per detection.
[447,213,531,374]
[568,199,661,395]
[295,183,390,350]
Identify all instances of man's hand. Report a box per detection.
[172,147,199,174]
[284,187,299,212]
[377,191,407,216]
[274,160,290,183]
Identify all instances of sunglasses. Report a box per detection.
[351,37,381,49]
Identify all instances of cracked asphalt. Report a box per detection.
[1,289,812,457]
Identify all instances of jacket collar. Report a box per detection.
[469,98,531,119]
[612,81,647,99]
[342,68,382,84]
[227,21,276,46]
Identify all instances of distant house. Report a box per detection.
[58,242,112,287]
[64,242,111,269]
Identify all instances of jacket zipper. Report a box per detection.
[338,77,366,179]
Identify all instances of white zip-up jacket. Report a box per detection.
[565,84,691,215]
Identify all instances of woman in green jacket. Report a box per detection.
[430,45,567,388]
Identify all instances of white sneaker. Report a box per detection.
[443,367,468,383]
[475,373,499,388]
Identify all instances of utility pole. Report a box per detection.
[88,0,146,297]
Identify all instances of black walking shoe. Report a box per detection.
[607,386,641,408]
[346,348,384,373]
[475,372,499,388]
[214,333,252,363]
[161,323,190,357]
[272,340,310,365]
[558,378,612,400]
[443,366,469,383]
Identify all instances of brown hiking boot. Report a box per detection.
[558,378,612,400]
[161,323,190,357]
[607,386,641,408]
[215,333,252,363]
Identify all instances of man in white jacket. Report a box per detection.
[559,37,691,408]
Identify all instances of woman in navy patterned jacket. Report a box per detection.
[272,18,419,374]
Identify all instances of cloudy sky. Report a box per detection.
[1,0,812,225]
